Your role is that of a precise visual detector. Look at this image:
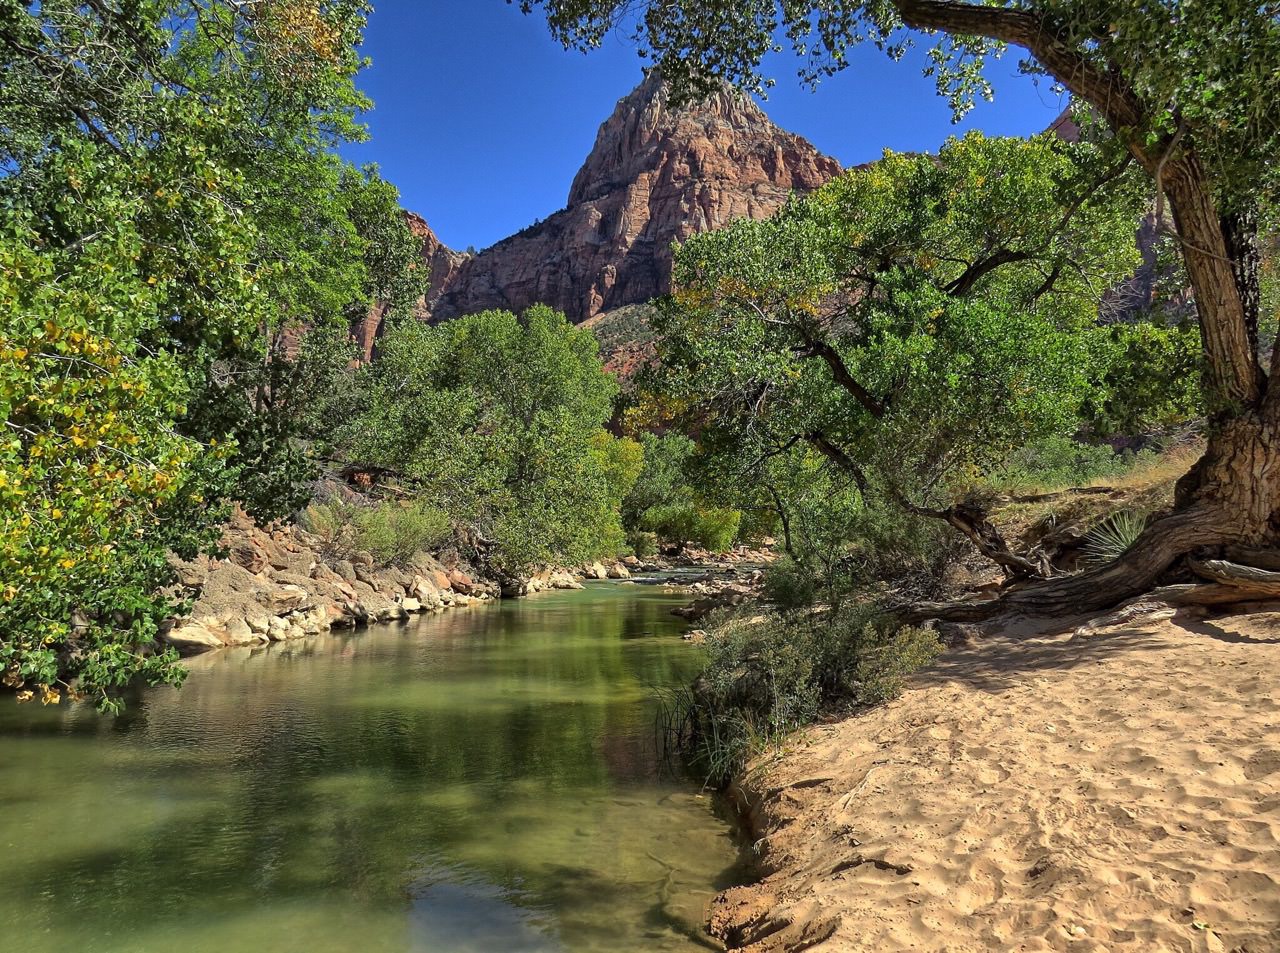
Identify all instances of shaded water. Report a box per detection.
[0,583,748,952]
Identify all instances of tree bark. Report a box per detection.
[886,0,1278,618]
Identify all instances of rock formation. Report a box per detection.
[354,71,840,358]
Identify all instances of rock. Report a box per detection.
[607,562,631,579]
[225,536,268,574]
[352,72,840,370]
[333,559,357,583]
[270,584,309,613]
[501,577,529,598]
[429,569,452,591]
[401,597,422,613]
[162,622,224,652]
[621,555,641,568]
[585,561,609,580]
[549,570,584,590]
[448,569,475,594]
[222,617,265,646]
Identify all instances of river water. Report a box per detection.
[0,582,748,952]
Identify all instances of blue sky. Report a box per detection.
[342,1,1070,251]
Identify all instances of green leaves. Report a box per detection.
[0,0,383,709]
[651,132,1151,542]
[342,306,637,575]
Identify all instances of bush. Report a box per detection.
[302,498,451,566]
[627,530,658,558]
[670,604,942,785]
[643,502,741,552]
[761,557,818,612]
[988,436,1132,494]
[1083,509,1148,567]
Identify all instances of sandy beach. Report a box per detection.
[710,609,1280,952]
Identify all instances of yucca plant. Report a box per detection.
[1083,510,1148,567]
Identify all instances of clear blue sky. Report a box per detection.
[342,1,1069,251]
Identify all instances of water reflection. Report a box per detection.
[0,583,745,952]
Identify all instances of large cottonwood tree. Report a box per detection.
[522,0,1280,613]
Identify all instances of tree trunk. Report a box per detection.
[888,0,1279,618]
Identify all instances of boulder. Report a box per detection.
[448,569,475,594]
[269,584,309,613]
[585,561,609,580]
[162,622,224,652]
[607,562,632,580]
[401,597,422,613]
[549,570,584,590]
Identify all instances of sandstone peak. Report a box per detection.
[356,71,841,357]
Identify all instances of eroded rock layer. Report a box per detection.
[355,72,840,356]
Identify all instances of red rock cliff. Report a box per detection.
[358,71,837,349]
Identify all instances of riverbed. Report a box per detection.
[0,582,747,952]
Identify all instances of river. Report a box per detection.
[0,581,748,952]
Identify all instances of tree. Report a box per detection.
[649,133,1144,577]
[0,0,376,707]
[522,0,1280,612]
[340,306,640,576]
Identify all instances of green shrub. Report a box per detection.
[988,436,1133,494]
[643,502,741,552]
[302,498,451,566]
[671,604,942,786]
[627,530,659,558]
[1083,509,1148,567]
[761,557,817,611]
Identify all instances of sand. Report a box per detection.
[709,609,1280,952]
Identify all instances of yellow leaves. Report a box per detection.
[15,690,33,704]
[59,558,76,570]
[39,685,60,706]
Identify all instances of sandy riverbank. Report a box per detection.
[709,609,1280,952]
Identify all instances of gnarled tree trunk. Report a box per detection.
[891,0,1278,618]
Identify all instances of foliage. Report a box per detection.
[641,502,741,553]
[301,498,450,567]
[647,133,1145,565]
[1084,321,1203,438]
[987,436,1134,494]
[340,307,638,575]
[626,530,659,559]
[1084,510,1149,567]
[0,0,383,709]
[673,605,942,785]
[621,432,696,528]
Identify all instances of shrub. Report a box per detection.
[1083,509,1148,567]
[302,498,451,566]
[627,530,658,558]
[761,557,818,612]
[988,436,1132,494]
[671,604,942,785]
[643,502,741,552]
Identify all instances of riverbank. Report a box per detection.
[160,506,772,655]
[707,608,1280,951]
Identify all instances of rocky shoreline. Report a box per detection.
[160,507,602,654]
[159,508,773,656]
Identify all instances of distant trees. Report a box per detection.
[340,306,641,576]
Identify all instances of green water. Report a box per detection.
[0,582,748,952]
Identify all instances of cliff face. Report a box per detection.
[353,212,469,360]
[434,72,839,322]
[355,71,840,357]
